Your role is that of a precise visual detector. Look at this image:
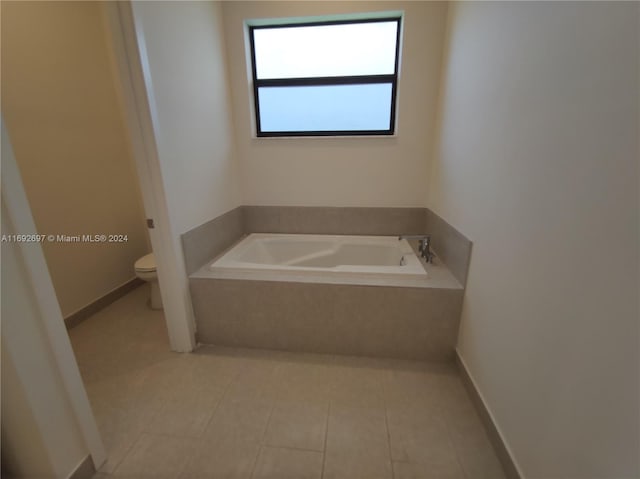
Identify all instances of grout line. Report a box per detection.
[248,445,263,479]
[195,388,226,440]
[438,381,472,479]
[383,405,395,479]
[381,366,397,479]
[248,368,278,479]
[108,430,145,475]
[261,444,326,454]
[320,401,330,479]
[443,416,472,479]
[197,358,244,436]
[260,400,277,445]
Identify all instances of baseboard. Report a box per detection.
[455,349,524,479]
[66,455,95,479]
[64,277,143,330]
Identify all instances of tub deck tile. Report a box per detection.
[191,278,462,361]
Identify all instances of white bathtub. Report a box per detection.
[204,233,435,287]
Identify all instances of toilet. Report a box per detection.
[134,253,162,310]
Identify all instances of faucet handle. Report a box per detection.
[418,236,430,251]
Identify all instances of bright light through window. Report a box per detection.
[249,17,402,137]
[253,22,398,79]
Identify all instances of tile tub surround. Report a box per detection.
[190,279,463,361]
[182,207,471,361]
[243,206,427,236]
[181,205,472,284]
[181,206,244,274]
[425,209,472,286]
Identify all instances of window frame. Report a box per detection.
[248,17,402,138]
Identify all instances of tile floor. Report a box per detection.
[69,284,506,479]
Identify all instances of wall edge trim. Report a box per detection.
[64,277,143,330]
[455,348,525,479]
[66,454,95,479]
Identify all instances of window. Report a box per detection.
[249,17,402,137]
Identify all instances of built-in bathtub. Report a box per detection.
[189,233,464,361]
[208,234,429,286]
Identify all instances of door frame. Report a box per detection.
[102,1,196,352]
[1,119,107,469]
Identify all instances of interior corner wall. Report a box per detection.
[130,0,242,238]
[221,1,448,207]
[1,1,150,318]
[429,2,639,477]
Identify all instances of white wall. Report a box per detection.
[1,352,54,478]
[128,0,242,348]
[131,0,242,236]
[222,1,447,207]
[1,202,89,479]
[429,2,639,477]
[1,1,150,318]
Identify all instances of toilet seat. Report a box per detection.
[135,253,156,272]
[134,253,162,310]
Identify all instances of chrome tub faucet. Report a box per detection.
[398,234,435,263]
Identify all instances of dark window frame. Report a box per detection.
[248,17,402,137]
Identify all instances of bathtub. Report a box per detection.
[207,233,429,287]
[189,233,463,360]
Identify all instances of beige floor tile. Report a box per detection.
[392,461,464,479]
[216,345,295,363]
[277,362,334,403]
[441,378,506,479]
[203,396,273,443]
[179,436,260,479]
[252,446,323,479]
[92,373,166,473]
[327,364,386,408]
[184,353,244,392]
[69,287,505,479]
[322,450,392,479]
[382,367,451,412]
[328,354,397,370]
[323,404,392,479]
[386,407,459,470]
[224,359,282,402]
[264,400,328,451]
[453,447,506,479]
[92,386,162,438]
[98,429,142,474]
[326,404,389,453]
[439,374,477,417]
[113,433,197,478]
[70,286,174,383]
[144,386,224,438]
[138,358,201,395]
[446,416,506,479]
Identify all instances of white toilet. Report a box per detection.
[134,253,162,310]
